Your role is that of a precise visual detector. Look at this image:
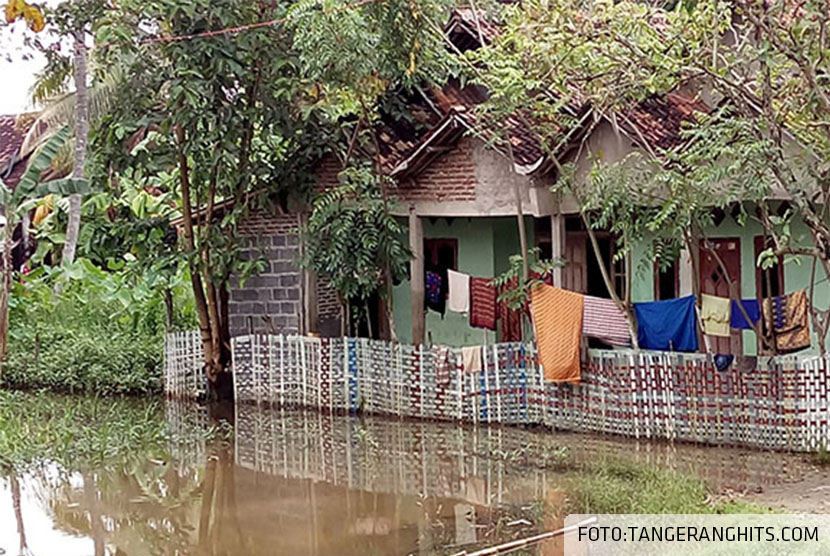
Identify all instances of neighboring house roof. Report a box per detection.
[0,113,36,188]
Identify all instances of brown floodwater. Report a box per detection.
[0,397,825,556]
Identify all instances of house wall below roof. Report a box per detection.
[228,211,303,337]
[392,215,533,346]
[390,207,830,353]
[557,119,643,215]
[228,208,342,338]
[394,136,557,217]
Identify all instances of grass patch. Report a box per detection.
[811,446,830,467]
[565,459,768,515]
[3,289,168,396]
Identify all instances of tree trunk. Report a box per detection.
[175,132,230,399]
[10,471,28,556]
[0,209,15,370]
[61,29,89,266]
[165,288,174,331]
[409,211,425,345]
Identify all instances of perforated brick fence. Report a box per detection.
[164,332,830,452]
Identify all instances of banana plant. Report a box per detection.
[0,126,91,369]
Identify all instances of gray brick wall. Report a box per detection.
[228,211,302,337]
[228,209,343,338]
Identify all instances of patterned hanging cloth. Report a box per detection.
[762,289,810,353]
[582,295,631,346]
[497,279,523,342]
[469,277,497,331]
[433,345,453,385]
[425,269,446,316]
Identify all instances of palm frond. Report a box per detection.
[48,137,75,179]
[30,61,73,106]
[16,126,71,202]
[31,177,92,200]
[20,67,124,159]
[20,93,75,159]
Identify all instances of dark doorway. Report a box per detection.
[754,235,784,299]
[586,236,613,298]
[655,259,679,300]
[352,290,382,339]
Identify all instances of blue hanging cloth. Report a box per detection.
[730,299,760,330]
[425,269,446,316]
[634,295,699,352]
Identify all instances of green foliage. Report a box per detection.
[1,259,197,395]
[491,247,562,311]
[567,459,765,514]
[289,0,455,119]
[0,126,92,212]
[302,164,410,304]
[0,390,168,471]
[811,446,830,468]
[89,0,335,345]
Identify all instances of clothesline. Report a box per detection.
[425,266,813,385]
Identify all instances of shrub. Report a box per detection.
[1,262,197,396]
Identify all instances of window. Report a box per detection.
[534,217,553,260]
[654,259,679,300]
[424,238,458,272]
[585,235,626,299]
[754,236,784,298]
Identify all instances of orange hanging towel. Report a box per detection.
[531,284,584,383]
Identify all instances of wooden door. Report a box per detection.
[699,237,742,354]
[564,233,588,293]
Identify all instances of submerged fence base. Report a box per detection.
[163,332,830,452]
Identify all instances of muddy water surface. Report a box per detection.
[0,395,827,556]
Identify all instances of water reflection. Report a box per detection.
[0,395,822,556]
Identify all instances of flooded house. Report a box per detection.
[163,10,830,458]
[225,9,828,357]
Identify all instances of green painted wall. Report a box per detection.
[630,237,656,303]
[393,216,534,347]
[392,210,829,353]
[628,212,830,355]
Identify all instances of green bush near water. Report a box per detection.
[0,390,169,471]
[1,263,197,396]
[3,306,163,395]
